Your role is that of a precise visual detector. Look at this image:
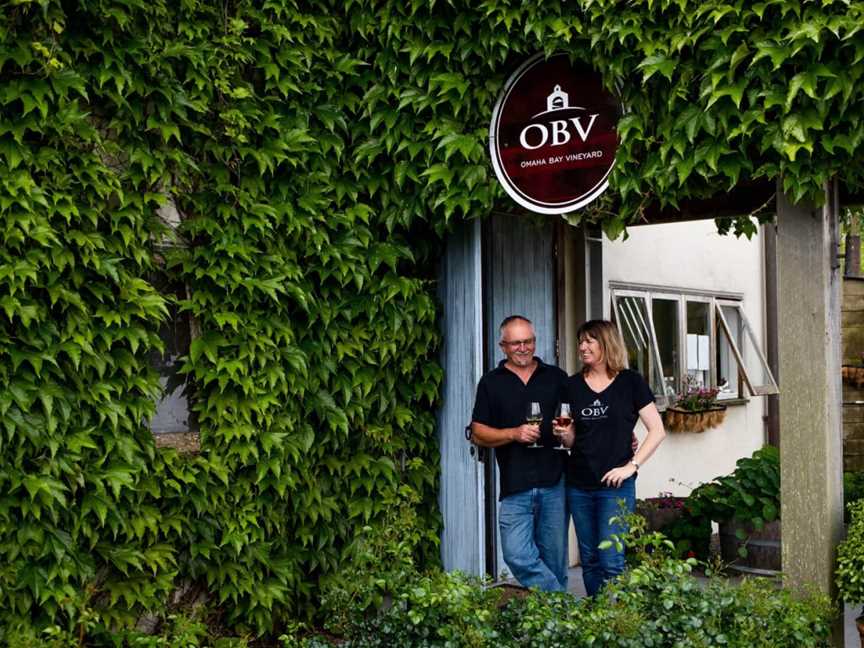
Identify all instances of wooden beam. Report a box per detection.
[631,178,863,225]
[637,180,775,225]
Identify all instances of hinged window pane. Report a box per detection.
[715,301,779,396]
[611,291,668,408]
[651,297,680,398]
[715,304,743,399]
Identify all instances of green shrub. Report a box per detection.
[837,498,864,612]
[326,562,833,648]
[647,505,713,562]
[314,515,833,648]
[665,446,781,561]
[688,446,780,530]
[317,485,434,638]
[844,471,864,522]
[349,571,503,648]
[3,605,250,648]
[633,495,710,561]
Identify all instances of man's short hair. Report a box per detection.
[499,315,533,336]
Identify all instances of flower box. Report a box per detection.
[664,405,727,433]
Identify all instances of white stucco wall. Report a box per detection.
[602,220,768,498]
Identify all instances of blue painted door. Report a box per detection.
[483,210,558,579]
[437,212,558,579]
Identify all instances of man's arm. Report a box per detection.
[471,421,540,448]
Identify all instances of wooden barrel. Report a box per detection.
[718,519,781,575]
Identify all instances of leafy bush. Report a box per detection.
[633,447,782,563]
[299,515,833,648]
[3,605,250,648]
[348,571,503,648]
[844,471,864,522]
[837,498,864,611]
[636,495,712,561]
[656,510,713,562]
[688,446,780,530]
[317,561,833,647]
[2,0,447,637]
[317,485,434,637]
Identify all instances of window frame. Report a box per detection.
[715,299,779,396]
[609,283,778,408]
[610,289,669,409]
[149,196,200,448]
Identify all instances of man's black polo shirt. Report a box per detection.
[471,358,568,499]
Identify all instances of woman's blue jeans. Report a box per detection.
[498,475,567,592]
[567,475,636,596]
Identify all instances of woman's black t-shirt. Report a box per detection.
[565,369,655,489]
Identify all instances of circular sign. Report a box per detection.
[489,53,620,214]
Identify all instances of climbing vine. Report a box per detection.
[3,0,864,639]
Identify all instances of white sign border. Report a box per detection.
[488,52,617,215]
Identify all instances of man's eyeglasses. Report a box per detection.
[500,337,536,349]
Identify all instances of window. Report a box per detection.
[148,272,195,435]
[611,285,778,408]
[148,197,198,449]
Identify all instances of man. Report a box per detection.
[470,315,568,592]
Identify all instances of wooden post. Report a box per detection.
[776,181,845,646]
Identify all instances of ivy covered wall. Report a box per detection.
[4,0,864,637]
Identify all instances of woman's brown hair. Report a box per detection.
[577,319,627,377]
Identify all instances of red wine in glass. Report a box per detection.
[553,403,572,451]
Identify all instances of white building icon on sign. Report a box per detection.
[547,85,569,111]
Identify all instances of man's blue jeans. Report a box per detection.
[498,476,567,592]
[567,475,636,596]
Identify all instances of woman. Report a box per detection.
[556,319,666,596]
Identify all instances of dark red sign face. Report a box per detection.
[489,53,619,214]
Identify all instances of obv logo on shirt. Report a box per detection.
[581,399,609,418]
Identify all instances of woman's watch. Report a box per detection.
[630,460,640,472]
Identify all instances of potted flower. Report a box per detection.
[636,492,687,531]
[837,498,864,645]
[664,377,726,433]
[637,492,712,561]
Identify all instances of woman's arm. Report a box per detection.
[601,402,667,487]
[632,402,666,466]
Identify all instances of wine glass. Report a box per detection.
[525,401,543,449]
[553,402,572,451]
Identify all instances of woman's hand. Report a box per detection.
[601,462,637,488]
[553,421,575,448]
